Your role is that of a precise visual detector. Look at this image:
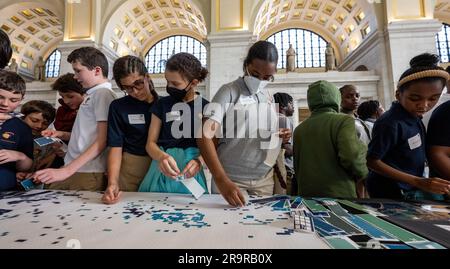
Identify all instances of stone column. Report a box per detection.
[206,31,255,99]
[386,19,442,85]
[385,0,440,88]
[205,0,256,99]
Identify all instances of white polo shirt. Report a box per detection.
[64,82,116,173]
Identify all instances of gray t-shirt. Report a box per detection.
[204,77,280,181]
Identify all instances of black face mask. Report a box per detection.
[166,82,191,101]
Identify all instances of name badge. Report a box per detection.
[128,114,146,125]
[166,111,181,122]
[408,133,422,150]
[238,95,257,105]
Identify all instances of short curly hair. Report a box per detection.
[21,100,56,123]
[0,69,26,96]
[51,73,85,94]
[357,100,380,121]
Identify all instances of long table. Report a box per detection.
[0,190,448,249]
[0,190,328,249]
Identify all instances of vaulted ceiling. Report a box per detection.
[0,2,63,75]
[435,0,450,24]
[253,0,378,61]
[3,0,450,75]
[102,0,207,57]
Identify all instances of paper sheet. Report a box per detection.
[181,177,206,199]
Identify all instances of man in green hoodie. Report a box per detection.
[293,80,368,198]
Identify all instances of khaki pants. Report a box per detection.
[48,172,106,191]
[119,152,152,192]
[212,169,275,196]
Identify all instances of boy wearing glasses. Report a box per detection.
[34,47,116,191]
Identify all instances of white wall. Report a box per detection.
[23,78,207,109]
[268,71,380,125]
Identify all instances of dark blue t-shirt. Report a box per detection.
[107,95,154,156]
[151,95,209,150]
[427,100,450,178]
[367,102,426,198]
[0,118,33,191]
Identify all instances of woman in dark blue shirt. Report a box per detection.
[102,56,158,204]
[367,53,450,200]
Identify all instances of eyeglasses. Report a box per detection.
[122,79,145,94]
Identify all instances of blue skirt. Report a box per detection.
[138,147,208,194]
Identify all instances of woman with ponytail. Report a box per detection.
[138,53,209,195]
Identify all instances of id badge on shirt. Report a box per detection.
[238,95,257,105]
[128,114,146,125]
[166,111,181,122]
[408,133,422,150]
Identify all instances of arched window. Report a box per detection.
[267,28,327,69]
[45,49,61,78]
[436,23,450,63]
[145,35,207,74]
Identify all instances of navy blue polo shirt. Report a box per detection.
[367,102,427,198]
[427,100,450,178]
[152,95,209,150]
[0,118,33,191]
[107,95,154,156]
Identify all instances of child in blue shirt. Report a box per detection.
[367,53,450,200]
[139,53,209,194]
[102,56,158,204]
[0,70,33,191]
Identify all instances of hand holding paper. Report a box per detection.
[181,159,202,179]
[159,155,181,179]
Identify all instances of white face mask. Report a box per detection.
[244,68,270,95]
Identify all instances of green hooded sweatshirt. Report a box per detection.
[293,80,368,198]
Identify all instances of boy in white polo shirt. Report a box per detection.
[35,47,116,191]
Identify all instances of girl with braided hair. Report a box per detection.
[102,55,158,204]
